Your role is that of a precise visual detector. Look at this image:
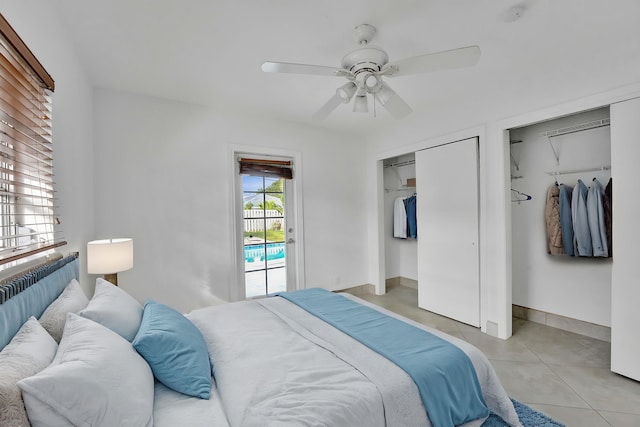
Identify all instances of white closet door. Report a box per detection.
[416,137,480,327]
[610,97,640,381]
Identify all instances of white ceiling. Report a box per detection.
[54,0,640,137]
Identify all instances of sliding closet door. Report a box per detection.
[610,97,640,381]
[416,137,480,327]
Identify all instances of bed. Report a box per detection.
[0,254,522,427]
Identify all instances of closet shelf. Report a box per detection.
[541,118,610,138]
[385,186,415,193]
[543,118,611,165]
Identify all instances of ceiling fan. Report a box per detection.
[261,24,481,120]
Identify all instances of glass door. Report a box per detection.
[242,174,287,298]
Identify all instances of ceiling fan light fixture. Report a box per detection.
[353,94,368,113]
[374,83,412,119]
[375,83,394,105]
[336,82,357,102]
[363,73,382,93]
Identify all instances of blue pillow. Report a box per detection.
[132,300,211,399]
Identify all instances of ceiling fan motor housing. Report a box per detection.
[341,46,389,94]
[341,46,389,73]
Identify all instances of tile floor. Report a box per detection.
[343,285,640,427]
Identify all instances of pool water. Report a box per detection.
[244,242,285,263]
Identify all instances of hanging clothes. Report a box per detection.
[544,184,564,255]
[558,183,574,256]
[393,197,408,238]
[572,179,592,256]
[404,194,417,239]
[587,178,608,257]
[604,178,612,257]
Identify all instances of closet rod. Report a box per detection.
[384,160,415,168]
[544,165,611,176]
[541,118,610,138]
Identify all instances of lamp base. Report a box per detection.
[103,273,118,286]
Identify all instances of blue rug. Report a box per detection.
[482,399,565,427]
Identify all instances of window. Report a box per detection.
[0,14,64,265]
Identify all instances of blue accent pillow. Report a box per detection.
[132,300,211,399]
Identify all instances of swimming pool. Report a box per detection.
[244,242,285,263]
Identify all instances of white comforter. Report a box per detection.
[184,294,521,427]
[154,378,229,427]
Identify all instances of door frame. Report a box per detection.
[228,144,305,301]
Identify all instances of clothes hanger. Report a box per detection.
[511,188,532,203]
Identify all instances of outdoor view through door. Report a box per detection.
[242,174,287,298]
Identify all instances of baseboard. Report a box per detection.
[337,283,375,296]
[343,283,610,342]
[338,279,416,296]
[512,304,611,342]
[386,276,417,290]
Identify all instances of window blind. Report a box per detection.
[0,14,65,265]
[238,157,293,179]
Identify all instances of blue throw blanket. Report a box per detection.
[277,288,489,427]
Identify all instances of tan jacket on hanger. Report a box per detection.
[545,184,565,255]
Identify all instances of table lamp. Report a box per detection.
[87,238,133,286]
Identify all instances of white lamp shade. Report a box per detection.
[336,82,357,102]
[87,238,133,274]
[376,83,394,105]
[353,94,368,113]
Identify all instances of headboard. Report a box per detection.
[0,253,79,349]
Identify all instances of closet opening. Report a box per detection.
[383,153,418,292]
[508,106,612,342]
[381,137,481,327]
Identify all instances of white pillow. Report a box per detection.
[79,277,143,341]
[18,313,154,427]
[38,279,89,343]
[0,317,57,427]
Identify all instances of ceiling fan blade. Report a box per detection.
[375,83,412,119]
[386,45,481,77]
[312,93,344,120]
[262,61,345,77]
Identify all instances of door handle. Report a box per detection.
[287,238,295,244]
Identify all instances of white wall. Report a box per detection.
[509,108,612,327]
[4,2,96,294]
[92,89,368,312]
